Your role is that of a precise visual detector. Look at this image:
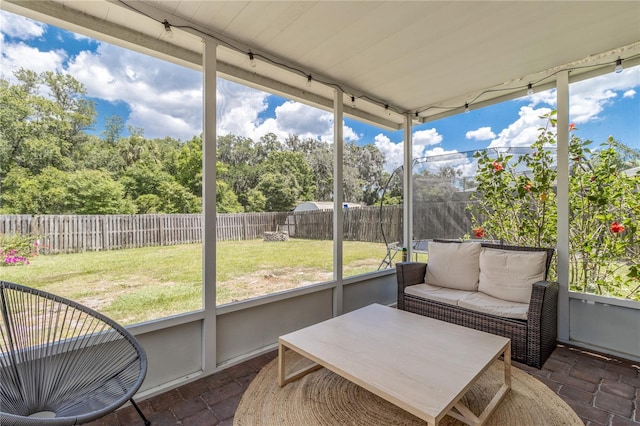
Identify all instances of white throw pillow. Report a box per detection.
[478,248,547,303]
[425,242,481,291]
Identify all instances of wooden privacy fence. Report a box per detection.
[288,205,403,243]
[412,201,478,241]
[289,203,477,243]
[217,212,289,241]
[1,212,284,254]
[1,214,202,254]
[0,203,477,254]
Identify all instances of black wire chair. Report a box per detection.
[0,281,150,425]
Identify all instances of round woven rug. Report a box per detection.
[234,353,582,425]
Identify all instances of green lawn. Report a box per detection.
[1,239,389,325]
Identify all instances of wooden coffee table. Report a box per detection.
[278,303,511,426]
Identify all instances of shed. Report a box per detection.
[293,202,362,212]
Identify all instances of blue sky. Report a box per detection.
[1,9,638,173]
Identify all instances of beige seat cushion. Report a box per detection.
[478,248,547,303]
[458,291,529,320]
[425,242,481,291]
[403,283,442,295]
[405,284,472,306]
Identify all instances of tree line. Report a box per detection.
[0,69,401,215]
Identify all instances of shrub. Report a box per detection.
[470,112,640,300]
[0,233,39,266]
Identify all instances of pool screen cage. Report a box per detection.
[377,147,550,269]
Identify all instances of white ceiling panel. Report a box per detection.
[221,2,317,46]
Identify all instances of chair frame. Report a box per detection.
[0,281,150,425]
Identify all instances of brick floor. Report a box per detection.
[517,344,640,426]
[86,344,638,426]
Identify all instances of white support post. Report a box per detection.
[403,114,413,259]
[333,89,344,317]
[202,39,217,372]
[556,71,570,342]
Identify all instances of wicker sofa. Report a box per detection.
[396,241,558,368]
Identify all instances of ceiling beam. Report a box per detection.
[219,63,401,130]
[1,0,202,70]
[2,0,402,131]
[419,43,640,124]
[112,0,406,127]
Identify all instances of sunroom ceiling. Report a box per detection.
[3,1,640,130]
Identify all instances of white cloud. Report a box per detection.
[269,101,333,141]
[342,126,360,142]
[0,11,59,80]
[72,33,93,42]
[217,79,270,139]
[424,147,458,157]
[494,68,639,149]
[413,128,442,147]
[129,104,196,140]
[569,88,617,124]
[373,127,447,172]
[0,11,45,40]
[66,43,202,140]
[249,100,359,144]
[528,89,556,108]
[374,133,404,171]
[529,67,640,125]
[488,106,553,148]
[465,127,496,141]
[0,39,66,80]
[412,128,445,160]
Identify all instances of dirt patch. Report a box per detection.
[217,267,334,303]
[78,277,175,312]
[75,267,339,315]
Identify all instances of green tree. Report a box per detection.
[0,166,67,214]
[135,194,162,214]
[257,133,283,159]
[245,188,267,212]
[217,134,257,166]
[120,162,166,199]
[149,136,182,171]
[121,161,200,213]
[68,169,135,214]
[413,166,464,203]
[305,139,333,200]
[214,161,242,213]
[102,115,124,145]
[42,71,95,146]
[379,170,403,205]
[216,134,261,208]
[257,172,299,212]
[0,166,133,214]
[261,150,315,204]
[0,69,95,177]
[175,135,203,196]
[155,180,201,213]
[73,135,125,174]
[0,79,30,178]
[216,181,243,213]
[17,134,71,174]
[117,128,147,167]
[346,142,386,205]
